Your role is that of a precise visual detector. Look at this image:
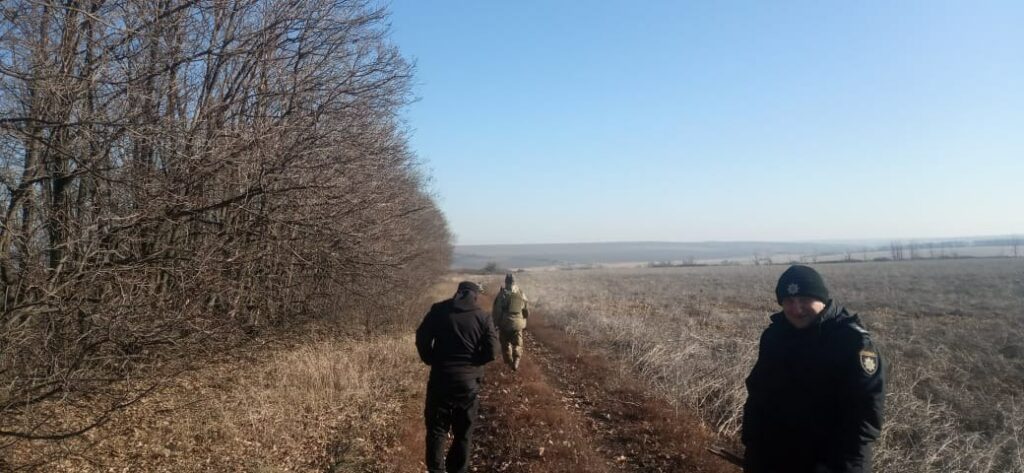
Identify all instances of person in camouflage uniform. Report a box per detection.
[492,273,530,371]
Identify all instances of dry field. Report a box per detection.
[4,327,426,472]
[10,264,1022,472]
[2,280,462,472]
[518,258,1024,473]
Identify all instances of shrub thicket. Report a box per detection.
[0,0,450,446]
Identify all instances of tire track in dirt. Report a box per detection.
[471,334,612,472]
[469,310,736,473]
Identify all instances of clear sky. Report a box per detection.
[387,1,1023,245]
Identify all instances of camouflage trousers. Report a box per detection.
[499,328,524,368]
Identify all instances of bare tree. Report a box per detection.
[890,241,905,261]
[0,0,451,456]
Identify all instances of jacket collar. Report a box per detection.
[769,300,849,332]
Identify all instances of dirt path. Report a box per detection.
[392,307,739,473]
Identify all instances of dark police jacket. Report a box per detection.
[416,298,498,387]
[742,301,885,473]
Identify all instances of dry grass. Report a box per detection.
[518,258,1024,473]
[3,277,467,472]
[5,329,426,472]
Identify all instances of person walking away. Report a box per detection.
[492,273,530,371]
[416,281,498,473]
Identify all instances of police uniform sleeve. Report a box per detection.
[415,304,438,365]
[741,329,771,472]
[830,327,885,473]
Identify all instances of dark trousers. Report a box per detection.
[424,379,479,473]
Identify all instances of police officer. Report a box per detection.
[492,273,530,371]
[416,281,498,473]
[742,265,885,473]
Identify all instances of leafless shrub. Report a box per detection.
[0,0,450,459]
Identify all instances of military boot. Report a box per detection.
[511,356,520,371]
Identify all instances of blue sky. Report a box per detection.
[388,1,1023,245]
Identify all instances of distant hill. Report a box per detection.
[453,237,1022,270]
[452,241,862,269]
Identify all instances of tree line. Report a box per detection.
[0,0,450,445]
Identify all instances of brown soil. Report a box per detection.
[390,303,739,473]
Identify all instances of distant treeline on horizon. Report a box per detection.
[452,236,1022,271]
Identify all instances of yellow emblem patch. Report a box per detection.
[859,350,878,375]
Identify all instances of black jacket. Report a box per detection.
[416,298,499,386]
[742,301,885,473]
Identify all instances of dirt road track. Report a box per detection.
[389,308,737,473]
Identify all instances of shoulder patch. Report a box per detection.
[859,349,879,375]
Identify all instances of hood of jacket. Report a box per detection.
[452,295,481,312]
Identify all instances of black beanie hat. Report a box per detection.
[775,265,829,304]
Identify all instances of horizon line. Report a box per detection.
[455,233,1024,247]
